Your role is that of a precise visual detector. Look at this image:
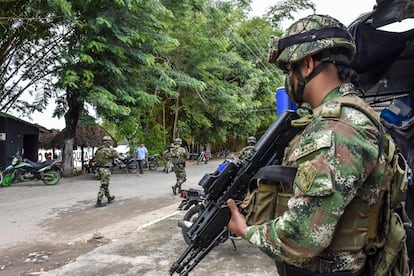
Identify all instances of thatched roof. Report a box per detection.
[39,129,60,149]
[41,121,117,149]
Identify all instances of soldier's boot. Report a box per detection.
[171,185,177,195]
[95,199,107,208]
[107,195,115,204]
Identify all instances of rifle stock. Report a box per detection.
[169,110,303,275]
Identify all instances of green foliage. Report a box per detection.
[1,0,315,156]
[265,0,316,29]
[0,0,65,114]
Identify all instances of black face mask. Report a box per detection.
[284,61,329,105]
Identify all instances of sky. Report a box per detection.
[16,0,409,130]
[250,0,376,26]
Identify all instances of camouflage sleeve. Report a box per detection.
[179,147,187,160]
[110,149,119,159]
[245,115,380,266]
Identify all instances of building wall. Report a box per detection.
[0,115,39,169]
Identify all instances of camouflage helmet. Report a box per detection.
[268,14,356,71]
[102,136,113,143]
[173,138,182,145]
[247,136,256,144]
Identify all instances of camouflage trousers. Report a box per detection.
[173,164,186,189]
[97,167,112,201]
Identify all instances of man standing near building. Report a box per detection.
[94,136,118,207]
[135,142,148,176]
[171,138,187,195]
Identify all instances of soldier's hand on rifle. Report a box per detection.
[227,199,248,239]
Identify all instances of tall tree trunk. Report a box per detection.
[173,96,179,139]
[162,101,166,145]
[62,88,81,177]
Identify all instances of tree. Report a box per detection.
[51,0,180,176]
[0,0,66,115]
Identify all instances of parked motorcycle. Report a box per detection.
[1,153,61,187]
[113,153,138,173]
[145,154,160,171]
[177,180,239,248]
[177,188,207,245]
[196,151,209,165]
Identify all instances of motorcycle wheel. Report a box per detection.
[42,170,60,185]
[149,160,158,171]
[127,164,138,174]
[1,172,15,187]
[182,205,202,246]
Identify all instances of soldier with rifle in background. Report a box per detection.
[171,138,187,195]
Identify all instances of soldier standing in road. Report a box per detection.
[94,136,118,207]
[227,14,401,275]
[171,138,187,195]
[237,136,256,161]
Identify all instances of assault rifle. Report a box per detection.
[169,110,303,275]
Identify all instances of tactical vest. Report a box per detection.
[312,96,408,255]
[95,147,115,166]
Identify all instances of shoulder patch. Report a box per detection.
[296,161,318,192]
[320,101,341,119]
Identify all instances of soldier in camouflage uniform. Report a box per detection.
[94,136,119,207]
[171,138,187,195]
[238,136,256,161]
[227,14,388,275]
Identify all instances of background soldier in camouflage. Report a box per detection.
[94,136,119,207]
[171,138,187,195]
[238,136,256,161]
[227,14,388,275]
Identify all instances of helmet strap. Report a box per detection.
[290,61,328,104]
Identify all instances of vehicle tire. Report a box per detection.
[1,172,15,187]
[149,160,158,171]
[127,163,138,174]
[42,170,60,185]
[182,205,202,246]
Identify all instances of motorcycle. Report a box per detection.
[177,185,239,248]
[113,153,138,173]
[1,152,61,187]
[196,151,209,165]
[177,188,207,245]
[145,154,160,171]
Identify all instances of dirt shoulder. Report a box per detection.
[0,196,178,276]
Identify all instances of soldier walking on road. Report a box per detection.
[171,138,187,195]
[94,136,119,207]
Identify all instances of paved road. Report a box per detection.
[0,159,278,276]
